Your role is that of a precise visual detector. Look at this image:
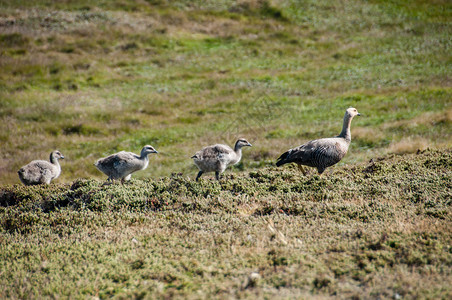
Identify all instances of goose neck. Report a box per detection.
[234,147,242,158]
[50,154,61,174]
[140,151,150,161]
[339,114,353,141]
[231,146,243,165]
[234,142,243,157]
[50,153,59,165]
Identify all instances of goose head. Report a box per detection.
[51,150,65,160]
[345,107,361,119]
[235,138,252,149]
[141,145,158,156]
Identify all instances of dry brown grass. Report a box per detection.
[384,107,452,154]
[353,126,386,143]
[385,107,452,130]
[389,137,430,154]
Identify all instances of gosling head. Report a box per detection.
[51,150,65,160]
[345,107,361,119]
[142,145,158,155]
[235,138,252,149]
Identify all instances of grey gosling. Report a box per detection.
[192,138,252,181]
[18,150,65,185]
[94,145,158,183]
[276,107,361,174]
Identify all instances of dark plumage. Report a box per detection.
[192,138,252,181]
[276,108,361,174]
[94,145,158,182]
[18,150,65,185]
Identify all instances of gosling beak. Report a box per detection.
[153,150,158,154]
[61,156,65,159]
[357,113,361,116]
[247,142,253,147]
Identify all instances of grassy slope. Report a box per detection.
[0,0,451,184]
[0,149,451,298]
[0,0,451,298]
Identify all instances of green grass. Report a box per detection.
[0,0,451,297]
[0,149,451,298]
[0,0,450,184]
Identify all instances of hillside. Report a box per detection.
[0,149,451,298]
[0,0,451,184]
[0,0,451,298]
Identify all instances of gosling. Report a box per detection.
[94,145,158,183]
[192,138,252,181]
[18,150,65,185]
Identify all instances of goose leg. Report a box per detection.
[122,174,132,184]
[215,171,220,181]
[102,178,114,186]
[297,164,307,175]
[196,171,203,181]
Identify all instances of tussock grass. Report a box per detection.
[0,149,451,298]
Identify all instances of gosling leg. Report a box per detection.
[196,171,203,182]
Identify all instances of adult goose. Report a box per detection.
[276,108,361,174]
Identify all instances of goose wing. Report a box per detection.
[112,151,143,173]
[277,138,345,167]
[28,160,56,176]
[193,144,232,160]
[18,160,57,184]
[96,151,140,174]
